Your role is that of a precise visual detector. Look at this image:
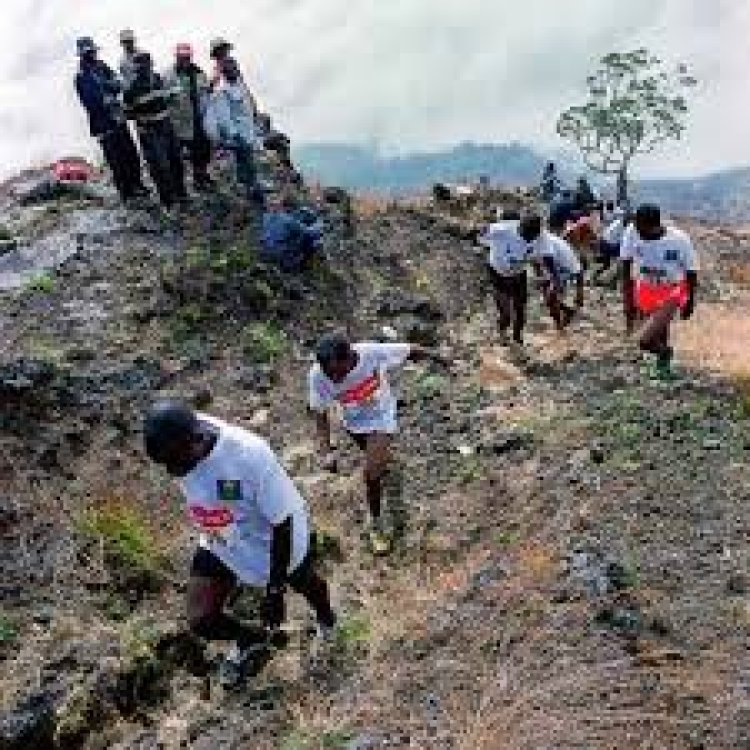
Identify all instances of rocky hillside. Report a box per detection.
[1,173,750,749]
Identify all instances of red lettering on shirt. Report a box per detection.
[339,372,380,406]
[188,505,234,530]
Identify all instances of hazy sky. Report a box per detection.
[0,0,747,180]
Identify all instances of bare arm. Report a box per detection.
[407,345,450,367]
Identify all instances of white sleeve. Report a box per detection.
[308,367,332,412]
[255,463,295,525]
[620,226,636,260]
[372,343,412,369]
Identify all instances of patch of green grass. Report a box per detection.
[121,616,161,664]
[281,729,352,750]
[77,503,164,576]
[415,372,448,401]
[25,272,55,293]
[0,615,18,645]
[495,530,520,546]
[335,615,371,650]
[241,321,287,364]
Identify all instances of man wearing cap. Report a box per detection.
[204,57,263,203]
[164,44,212,191]
[74,36,147,202]
[143,400,337,688]
[124,52,187,209]
[119,29,140,89]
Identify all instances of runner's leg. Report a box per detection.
[512,271,527,344]
[288,552,336,628]
[187,548,258,647]
[363,433,392,521]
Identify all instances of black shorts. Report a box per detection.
[347,431,369,450]
[190,545,318,592]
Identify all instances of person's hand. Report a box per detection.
[262,585,286,630]
[320,450,338,473]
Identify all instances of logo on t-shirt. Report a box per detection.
[664,247,679,263]
[217,479,242,504]
[339,371,381,407]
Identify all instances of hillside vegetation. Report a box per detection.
[1,178,750,749]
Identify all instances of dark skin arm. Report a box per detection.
[682,270,698,319]
[575,272,585,308]
[622,258,636,332]
[264,516,292,629]
[407,344,450,367]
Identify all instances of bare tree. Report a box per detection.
[557,49,697,204]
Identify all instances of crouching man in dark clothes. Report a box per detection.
[143,401,337,688]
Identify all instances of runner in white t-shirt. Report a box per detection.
[520,213,585,331]
[309,331,449,554]
[478,209,530,344]
[620,204,698,378]
[143,401,336,688]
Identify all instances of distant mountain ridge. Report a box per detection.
[294,142,750,222]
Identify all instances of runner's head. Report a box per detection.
[519,213,543,242]
[144,400,204,476]
[316,331,356,383]
[635,203,663,241]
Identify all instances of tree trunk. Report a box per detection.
[616,164,629,207]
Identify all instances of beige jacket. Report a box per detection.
[163,63,210,141]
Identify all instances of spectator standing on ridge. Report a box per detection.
[621,204,698,380]
[209,37,236,89]
[204,57,263,203]
[309,332,449,555]
[540,162,560,203]
[74,36,147,202]
[143,401,337,689]
[124,52,187,209]
[164,44,213,191]
[478,209,530,345]
[118,29,140,88]
[574,176,597,212]
[521,213,584,332]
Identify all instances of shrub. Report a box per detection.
[25,272,55,293]
[0,615,18,645]
[242,321,287,364]
[77,501,168,597]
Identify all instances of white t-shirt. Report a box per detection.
[180,415,309,587]
[309,343,411,433]
[603,218,627,246]
[530,231,582,277]
[620,225,698,283]
[481,220,529,276]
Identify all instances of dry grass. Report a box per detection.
[675,298,750,381]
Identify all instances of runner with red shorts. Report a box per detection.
[621,204,699,379]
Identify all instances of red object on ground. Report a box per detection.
[52,159,94,183]
[635,279,689,315]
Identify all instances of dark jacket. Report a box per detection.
[75,60,124,138]
[124,72,172,128]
